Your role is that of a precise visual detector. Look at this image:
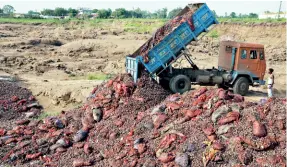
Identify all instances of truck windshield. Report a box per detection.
[250,50,258,59]
[241,50,247,59]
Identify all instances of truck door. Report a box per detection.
[236,48,249,71]
[231,47,237,71]
[258,50,266,80]
[248,49,261,79]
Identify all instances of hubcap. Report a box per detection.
[177,80,185,89]
[240,83,247,91]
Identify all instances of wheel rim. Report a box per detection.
[177,80,186,90]
[240,83,247,91]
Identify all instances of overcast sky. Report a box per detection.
[0,0,286,15]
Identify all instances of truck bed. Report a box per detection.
[126,3,218,82]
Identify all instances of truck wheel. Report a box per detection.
[233,77,249,96]
[169,75,191,94]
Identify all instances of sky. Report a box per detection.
[0,0,286,15]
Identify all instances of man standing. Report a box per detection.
[267,68,274,98]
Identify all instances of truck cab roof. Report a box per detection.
[220,41,264,49]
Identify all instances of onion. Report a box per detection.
[158,152,175,163]
[202,126,215,136]
[72,159,92,167]
[253,121,267,137]
[207,135,217,141]
[212,142,225,150]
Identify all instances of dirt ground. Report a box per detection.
[0,22,286,112]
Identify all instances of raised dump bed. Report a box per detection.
[126,3,218,82]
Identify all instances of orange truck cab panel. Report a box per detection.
[218,41,266,85]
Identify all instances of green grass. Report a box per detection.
[87,73,112,80]
[68,73,113,81]
[122,19,167,33]
[0,17,285,34]
[218,17,286,23]
[88,18,167,33]
[207,30,219,39]
[37,111,60,120]
[1,17,285,25]
[0,17,62,24]
[0,18,167,34]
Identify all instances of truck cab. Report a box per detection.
[157,41,267,96]
[218,41,266,95]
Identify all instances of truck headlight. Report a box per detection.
[223,74,232,82]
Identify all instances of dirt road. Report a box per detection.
[0,22,285,112]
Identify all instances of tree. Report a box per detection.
[92,9,98,13]
[248,13,258,18]
[28,10,34,15]
[135,8,144,18]
[54,7,68,16]
[28,10,40,15]
[230,12,236,18]
[97,9,111,18]
[68,8,78,17]
[156,8,168,18]
[3,5,15,14]
[129,8,143,18]
[141,10,152,18]
[168,7,183,19]
[150,12,158,19]
[41,9,55,16]
[0,8,3,13]
[112,8,128,18]
[107,9,112,17]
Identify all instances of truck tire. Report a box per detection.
[169,75,191,94]
[233,77,249,96]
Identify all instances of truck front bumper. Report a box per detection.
[259,80,266,85]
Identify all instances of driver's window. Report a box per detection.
[259,51,264,60]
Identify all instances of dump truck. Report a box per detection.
[126,3,266,96]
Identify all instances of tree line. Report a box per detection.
[40,7,182,19]
[0,4,261,19]
[215,11,259,18]
[41,8,260,19]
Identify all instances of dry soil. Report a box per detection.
[0,22,285,112]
